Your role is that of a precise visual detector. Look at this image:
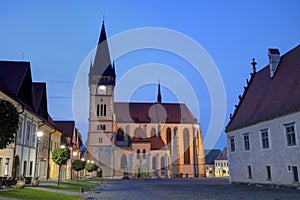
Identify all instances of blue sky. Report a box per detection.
[1,1,299,149]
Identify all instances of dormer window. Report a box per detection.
[97,85,106,94]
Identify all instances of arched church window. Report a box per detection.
[151,128,157,138]
[120,154,127,169]
[161,156,165,170]
[97,104,100,116]
[143,149,146,159]
[103,104,106,116]
[166,127,172,154]
[183,128,190,164]
[137,149,141,159]
[116,128,125,141]
[152,156,156,170]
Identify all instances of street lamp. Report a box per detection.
[35,131,44,180]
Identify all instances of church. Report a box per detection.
[87,21,206,179]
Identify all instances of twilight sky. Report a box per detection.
[1,1,299,149]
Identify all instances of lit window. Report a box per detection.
[4,158,9,176]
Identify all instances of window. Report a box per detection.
[31,124,36,146]
[29,161,33,176]
[97,124,106,131]
[183,128,190,164]
[230,137,235,152]
[120,154,127,169]
[244,134,250,151]
[266,166,271,180]
[285,123,296,146]
[99,137,103,143]
[4,158,9,176]
[247,165,252,179]
[152,156,157,170]
[161,156,165,170]
[261,129,269,149]
[151,128,157,138]
[17,118,23,144]
[143,149,146,159]
[292,166,299,182]
[26,122,31,145]
[99,104,107,116]
[137,149,141,159]
[166,128,172,154]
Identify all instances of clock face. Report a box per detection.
[98,85,106,94]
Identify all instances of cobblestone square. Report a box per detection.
[91,178,300,200]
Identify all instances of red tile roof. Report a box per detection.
[132,137,167,150]
[226,45,300,132]
[114,102,197,124]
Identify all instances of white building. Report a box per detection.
[226,45,300,187]
[214,147,228,177]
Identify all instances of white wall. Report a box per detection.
[227,111,300,186]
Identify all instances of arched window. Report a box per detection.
[166,128,172,154]
[183,128,190,164]
[103,104,107,116]
[152,156,156,170]
[143,149,146,159]
[116,128,125,141]
[120,154,127,169]
[151,128,157,138]
[161,156,165,170]
[137,149,141,159]
[97,104,100,116]
[100,104,103,116]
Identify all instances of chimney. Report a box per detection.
[268,48,280,78]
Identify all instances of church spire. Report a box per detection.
[157,82,162,103]
[89,20,115,85]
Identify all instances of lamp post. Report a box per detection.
[34,131,44,180]
[71,151,78,179]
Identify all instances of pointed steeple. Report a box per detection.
[157,82,162,103]
[89,20,115,85]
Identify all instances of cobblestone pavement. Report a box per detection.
[90,178,300,200]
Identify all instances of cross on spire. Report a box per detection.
[251,58,257,74]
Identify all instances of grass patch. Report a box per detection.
[0,188,79,200]
[42,180,97,192]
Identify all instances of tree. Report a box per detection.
[71,159,85,181]
[52,147,70,186]
[85,163,98,173]
[0,99,19,149]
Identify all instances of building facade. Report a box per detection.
[226,45,300,187]
[214,147,228,177]
[204,149,221,178]
[0,61,63,181]
[87,22,206,179]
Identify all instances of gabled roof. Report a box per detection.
[214,147,227,161]
[204,149,221,164]
[114,102,197,124]
[132,137,168,150]
[226,45,300,132]
[32,82,48,120]
[54,121,75,139]
[0,61,35,110]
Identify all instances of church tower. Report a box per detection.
[88,21,115,178]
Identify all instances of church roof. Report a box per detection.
[89,21,115,83]
[226,45,300,132]
[132,137,168,150]
[114,102,197,124]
